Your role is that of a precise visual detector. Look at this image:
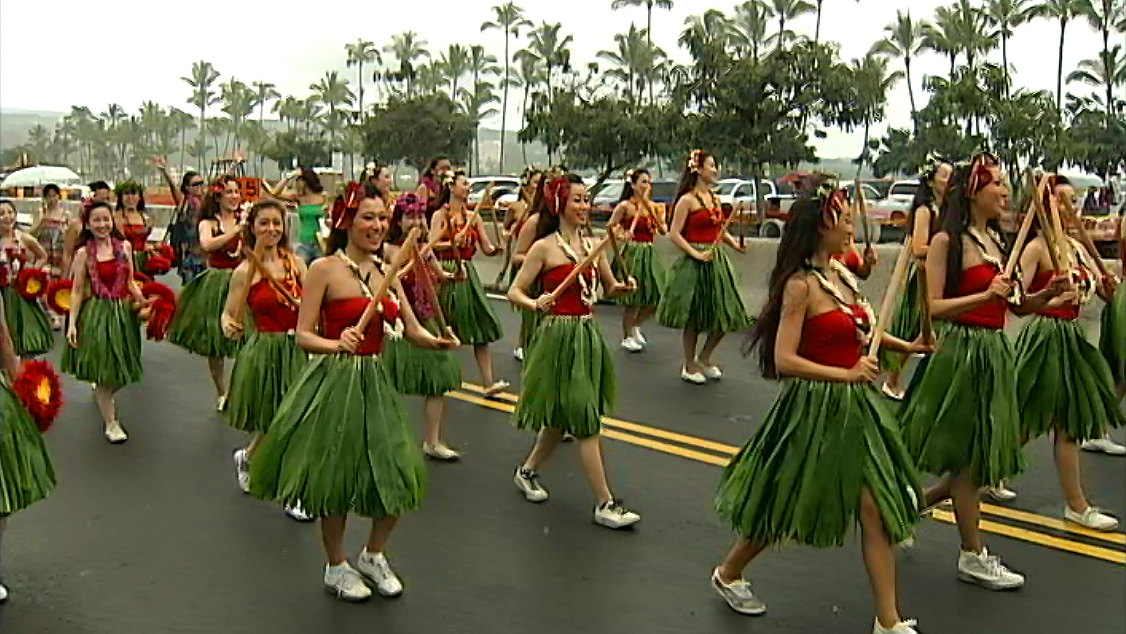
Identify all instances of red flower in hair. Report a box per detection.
[332,182,367,229]
[545,177,570,216]
[13,359,64,432]
[966,153,999,196]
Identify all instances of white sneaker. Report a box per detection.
[983,483,1017,501]
[700,364,723,380]
[513,347,524,362]
[323,562,372,602]
[356,550,404,597]
[1081,437,1126,456]
[681,368,707,384]
[621,337,643,353]
[881,382,906,401]
[104,420,128,444]
[423,442,461,461]
[710,568,766,615]
[957,548,1025,590]
[233,449,251,493]
[514,467,549,502]
[593,499,641,529]
[216,394,228,413]
[874,618,919,634]
[0,582,7,603]
[285,502,314,522]
[632,327,647,345]
[1064,506,1120,531]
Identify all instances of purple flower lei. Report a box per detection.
[87,237,130,299]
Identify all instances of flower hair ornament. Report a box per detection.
[114,179,144,196]
[686,149,706,173]
[813,178,850,228]
[964,152,1000,197]
[438,170,457,188]
[544,177,571,216]
[395,193,427,220]
[331,182,367,229]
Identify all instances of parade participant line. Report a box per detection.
[450,382,1126,566]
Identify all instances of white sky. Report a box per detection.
[0,0,1112,157]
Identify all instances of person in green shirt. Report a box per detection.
[264,167,326,263]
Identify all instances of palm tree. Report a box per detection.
[730,0,771,63]
[460,81,501,174]
[1079,0,1126,59]
[516,22,574,103]
[985,0,1039,91]
[440,44,472,99]
[610,0,674,104]
[482,2,533,173]
[181,60,221,167]
[509,55,546,164]
[468,45,501,98]
[168,108,194,174]
[870,10,926,128]
[598,24,658,105]
[952,0,999,72]
[922,6,962,77]
[345,39,380,122]
[384,31,431,97]
[679,9,732,63]
[250,82,280,174]
[219,77,256,157]
[851,51,904,174]
[310,71,355,155]
[1067,44,1126,115]
[768,0,816,48]
[1033,0,1087,108]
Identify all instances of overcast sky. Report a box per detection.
[0,0,1111,157]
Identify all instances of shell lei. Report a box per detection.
[338,252,403,340]
[555,232,596,307]
[966,226,1025,305]
[808,258,875,346]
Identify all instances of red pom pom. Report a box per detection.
[141,282,178,341]
[155,244,175,260]
[15,268,48,300]
[12,359,64,432]
[44,280,73,315]
[133,271,151,284]
[144,255,172,275]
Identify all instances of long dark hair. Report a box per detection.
[242,198,291,253]
[198,176,239,223]
[520,167,544,205]
[675,150,714,202]
[179,172,200,196]
[115,181,146,213]
[534,173,585,242]
[296,167,324,194]
[940,157,1006,297]
[745,184,836,378]
[619,168,650,204]
[907,164,945,239]
[74,201,125,252]
[424,156,449,179]
[364,164,390,199]
[434,170,467,211]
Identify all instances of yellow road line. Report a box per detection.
[448,387,1126,565]
[931,510,1126,565]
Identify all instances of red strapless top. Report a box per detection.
[1030,270,1084,321]
[683,208,725,243]
[321,296,399,356]
[208,232,242,269]
[834,250,863,275]
[951,263,1006,329]
[797,306,866,369]
[95,259,120,285]
[628,214,655,243]
[439,215,478,261]
[248,279,299,332]
[122,223,150,252]
[542,264,593,316]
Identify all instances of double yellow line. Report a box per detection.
[451,382,1126,566]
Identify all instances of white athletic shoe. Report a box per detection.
[1081,437,1126,456]
[323,562,372,602]
[593,499,641,529]
[874,618,919,634]
[0,582,8,603]
[356,550,404,597]
[681,368,707,384]
[285,502,314,522]
[514,468,549,503]
[1064,506,1120,531]
[710,568,766,615]
[423,442,461,461]
[957,548,1025,590]
[621,337,643,353]
[513,347,524,362]
[104,420,128,444]
[881,382,906,401]
[983,483,1017,502]
[233,449,250,494]
[700,365,723,380]
[216,394,228,413]
[632,327,647,345]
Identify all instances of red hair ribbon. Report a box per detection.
[331,182,367,229]
[967,153,999,197]
[545,177,570,216]
[822,189,849,228]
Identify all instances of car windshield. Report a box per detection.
[714,182,740,196]
[890,183,918,197]
[596,183,624,200]
[651,182,677,201]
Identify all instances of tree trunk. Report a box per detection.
[905,58,918,131]
[500,32,510,174]
[753,161,767,224]
[1002,34,1010,96]
[647,6,655,106]
[815,0,823,44]
[1056,20,1066,109]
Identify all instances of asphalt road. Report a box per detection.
[1,295,1123,634]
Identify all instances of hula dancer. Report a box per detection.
[167,177,244,411]
[0,289,57,603]
[30,183,69,330]
[0,200,53,357]
[1010,176,1122,530]
[112,181,154,274]
[219,199,310,521]
[881,161,951,400]
[1084,214,1126,455]
[416,156,452,212]
[63,181,113,280]
[154,156,208,283]
[509,173,547,361]
[428,171,508,395]
[249,188,458,602]
[384,193,463,461]
[503,168,544,361]
[262,167,327,264]
[712,183,928,634]
[62,202,148,443]
[657,150,751,384]
[608,168,667,353]
[899,154,1066,590]
[508,174,642,529]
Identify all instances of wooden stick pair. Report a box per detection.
[867,237,913,358]
[546,236,613,303]
[352,227,420,335]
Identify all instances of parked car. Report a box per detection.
[467,176,521,209]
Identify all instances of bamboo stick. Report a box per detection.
[867,237,913,358]
[547,236,613,303]
[1002,171,1044,279]
[352,227,419,334]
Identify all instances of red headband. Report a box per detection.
[331,182,367,229]
[545,177,570,216]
